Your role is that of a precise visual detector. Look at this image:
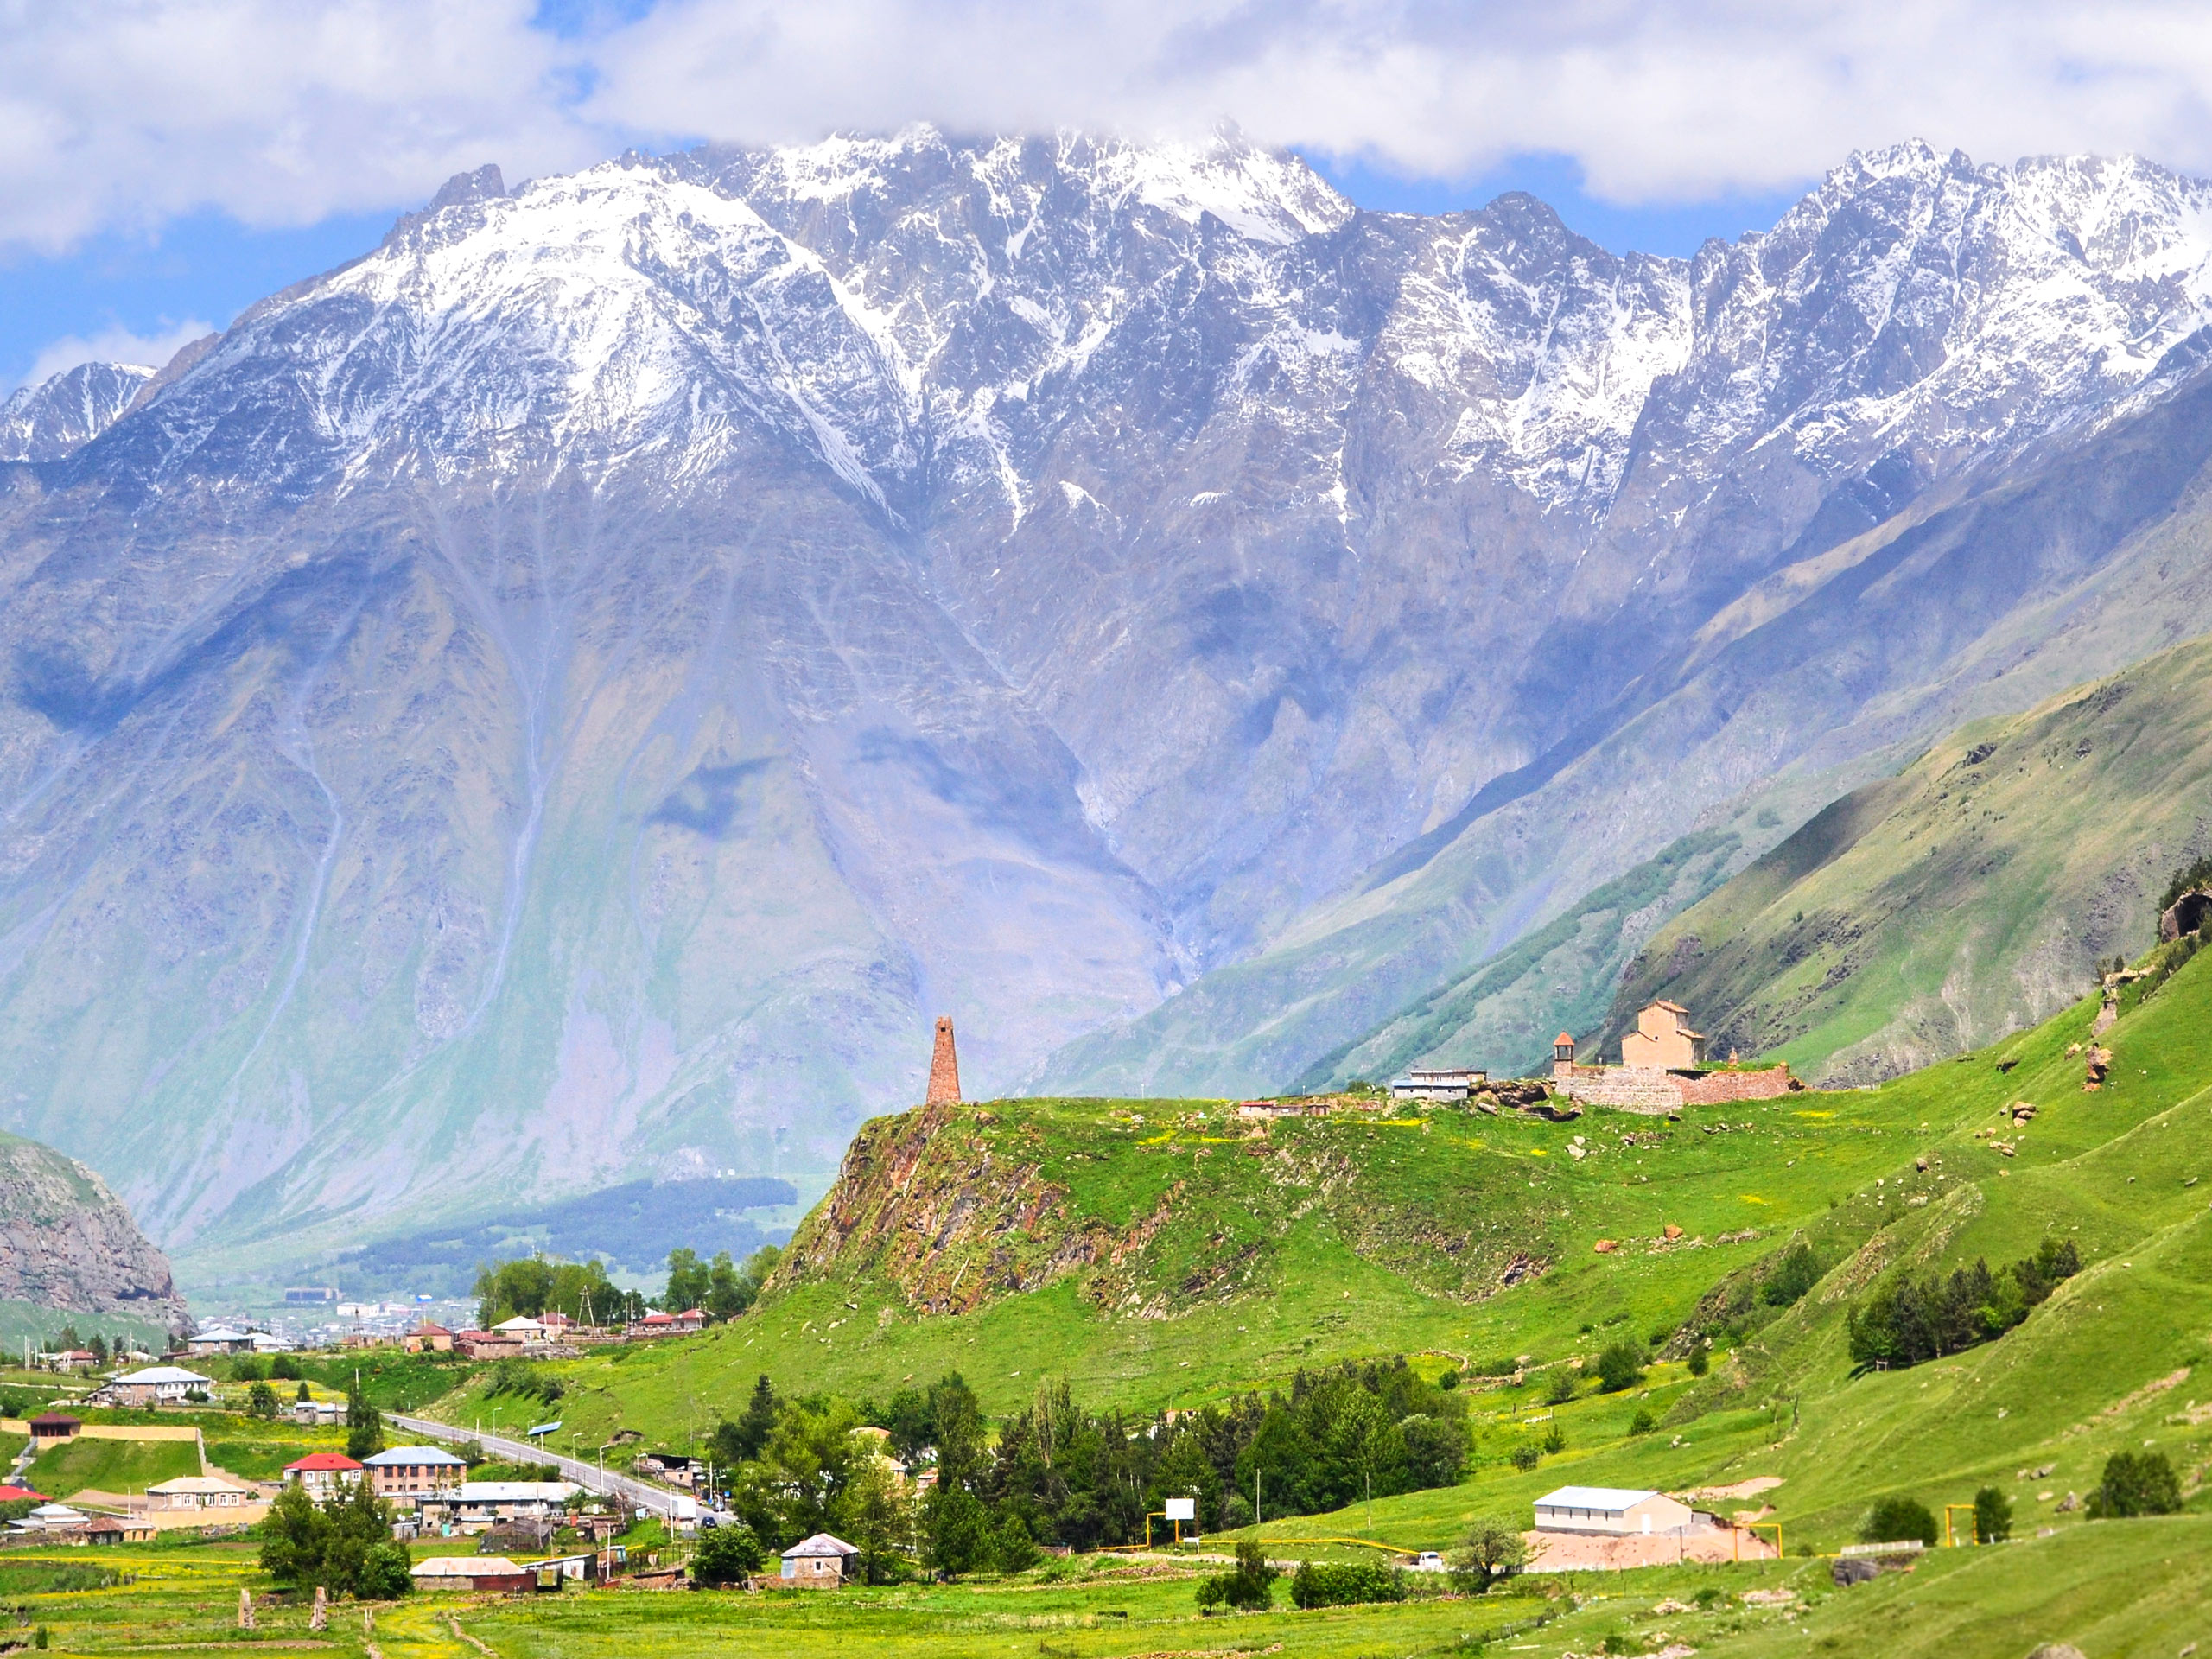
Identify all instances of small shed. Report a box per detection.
[86,1516,157,1545]
[27,1414,80,1445]
[1532,1485,1696,1536]
[411,1555,535,1594]
[779,1532,860,1586]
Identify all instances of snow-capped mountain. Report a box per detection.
[0,360,153,462]
[8,130,2212,1257]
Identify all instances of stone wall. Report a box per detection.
[1676,1065,1796,1105]
[1551,1063,1794,1115]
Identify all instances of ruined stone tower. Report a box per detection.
[925,1015,962,1105]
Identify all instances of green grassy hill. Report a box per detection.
[1593,630,2212,1084]
[27,1435,200,1498]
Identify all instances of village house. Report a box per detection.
[492,1315,550,1346]
[101,1365,213,1407]
[144,1474,255,1512]
[86,1516,158,1545]
[10,1503,90,1538]
[184,1327,257,1357]
[283,1452,364,1501]
[414,1481,579,1531]
[45,1349,98,1374]
[403,1322,455,1354]
[362,1446,468,1503]
[292,1398,346,1427]
[0,1484,48,1507]
[1532,1485,1697,1536]
[780,1532,861,1586]
[453,1330,524,1361]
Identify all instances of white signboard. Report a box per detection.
[1164,1497,1196,1522]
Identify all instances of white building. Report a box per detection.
[1532,1485,1696,1536]
[415,1481,579,1529]
[145,1475,255,1511]
[1389,1067,1486,1103]
[103,1365,213,1406]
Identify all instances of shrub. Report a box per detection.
[1541,1422,1567,1456]
[1544,1370,1578,1405]
[1859,1496,1938,1548]
[2088,1451,2181,1518]
[1288,1558,1403,1609]
[1508,1443,1541,1471]
[358,1543,414,1600]
[690,1522,766,1586]
[1628,1408,1657,1436]
[1471,1356,1521,1377]
[1762,1243,1822,1306]
[1687,1345,1709,1377]
[1973,1485,2012,1543]
[1196,1540,1277,1613]
[1595,1343,1644,1393]
[270,1356,301,1382]
[1438,1369,1460,1391]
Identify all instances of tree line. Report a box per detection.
[1846,1236,2081,1369]
[470,1244,781,1329]
[686,1357,1469,1581]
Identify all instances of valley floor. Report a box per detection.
[16,1521,2212,1657]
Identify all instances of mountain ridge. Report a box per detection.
[7,130,2212,1268]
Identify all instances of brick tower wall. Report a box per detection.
[925,1016,962,1105]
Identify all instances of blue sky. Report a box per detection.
[6,1,2207,390]
[0,153,1807,390]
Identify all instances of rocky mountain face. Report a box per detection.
[7,131,2212,1261]
[0,362,153,462]
[0,1131,188,1331]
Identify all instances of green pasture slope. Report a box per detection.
[389,943,2212,1654]
[26,1433,199,1497]
[1605,630,2212,1084]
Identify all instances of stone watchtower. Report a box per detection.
[925,1016,962,1105]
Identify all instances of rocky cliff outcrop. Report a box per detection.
[0,1132,188,1330]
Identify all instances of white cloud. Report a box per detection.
[0,1,606,252]
[9,0,2212,255]
[584,0,2212,200]
[17,319,217,390]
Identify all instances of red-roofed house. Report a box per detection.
[284,1452,364,1500]
[0,1485,48,1503]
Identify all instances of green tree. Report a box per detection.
[836,1453,914,1585]
[1508,1442,1541,1471]
[922,1481,990,1579]
[1687,1345,1710,1377]
[703,1252,754,1322]
[296,1381,312,1404]
[247,1382,279,1421]
[1595,1342,1644,1392]
[1973,1484,2012,1543]
[664,1248,712,1313]
[2088,1451,2182,1518]
[474,1255,556,1326]
[989,1510,1040,1575]
[259,1475,406,1596]
[270,1356,301,1381]
[345,1377,385,1461]
[1544,1369,1578,1405]
[1448,1518,1528,1591]
[1541,1421,1567,1456]
[928,1374,984,1484]
[1628,1408,1657,1435]
[358,1543,413,1599]
[710,1375,779,1468]
[1197,1539,1278,1612]
[690,1522,766,1586]
[1861,1495,1938,1547]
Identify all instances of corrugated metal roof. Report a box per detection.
[1533,1485,1665,1510]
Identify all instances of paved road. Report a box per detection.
[388,1414,693,1520]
